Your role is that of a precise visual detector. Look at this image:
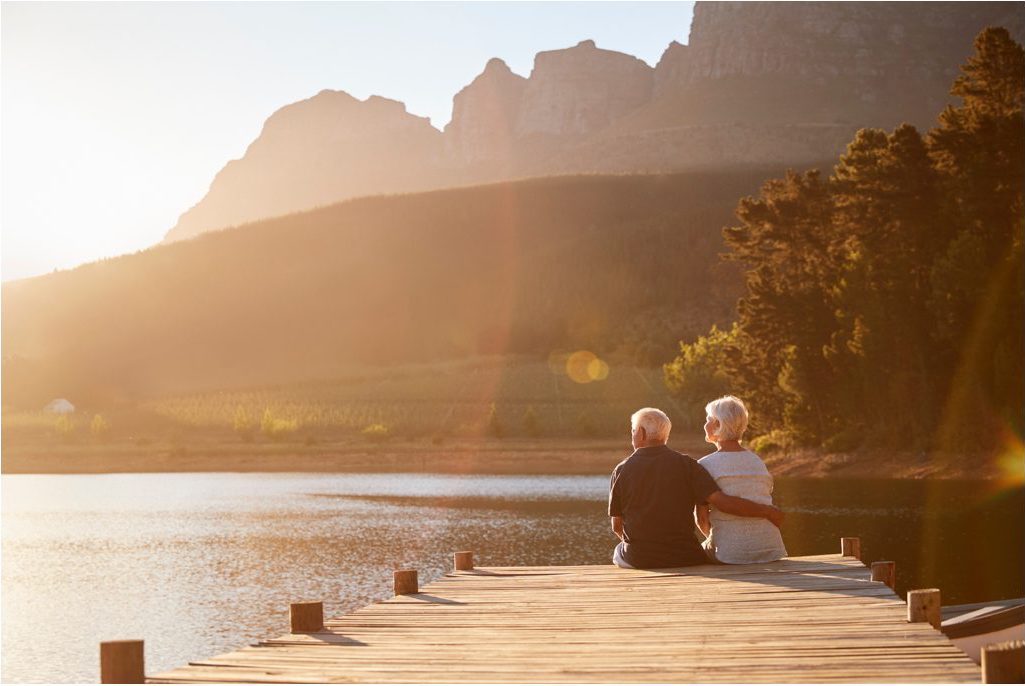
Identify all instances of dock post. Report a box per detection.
[907,588,941,629]
[454,551,474,571]
[100,640,144,684]
[982,640,1024,683]
[870,561,896,589]
[394,569,419,595]
[290,601,324,633]
[840,537,861,559]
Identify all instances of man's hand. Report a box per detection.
[611,515,625,541]
[707,491,785,529]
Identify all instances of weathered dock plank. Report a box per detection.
[148,555,981,683]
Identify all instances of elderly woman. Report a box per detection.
[695,395,787,564]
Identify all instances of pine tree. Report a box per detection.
[828,125,943,445]
[927,27,1025,447]
[723,170,841,440]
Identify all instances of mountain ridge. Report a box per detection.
[163,1,1024,243]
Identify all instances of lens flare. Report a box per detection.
[994,423,1025,487]
[566,350,597,384]
[587,357,610,381]
[565,350,610,384]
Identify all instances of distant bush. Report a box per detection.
[260,408,298,441]
[233,405,254,442]
[54,415,75,441]
[749,430,789,455]
[486,403,503,438]
[362,423,390,442]
[90,414,110,440]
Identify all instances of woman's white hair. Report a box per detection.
[631,407,672,443]
[705,395,749,442]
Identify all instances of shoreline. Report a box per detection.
[0,437,1011,480]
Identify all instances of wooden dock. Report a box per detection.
[145,552,986,683]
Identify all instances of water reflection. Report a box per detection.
[2,473,1021,683]
[774,479,1025,607]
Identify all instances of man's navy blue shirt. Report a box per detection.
[608,443,720,569]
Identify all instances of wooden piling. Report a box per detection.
[289,601,324,633]
[394,569,419,595]
[840,536,861,559]
[100,640,144,684]
[454,551,474,571]
[871,560,896,589]
[907,588,941,629]
[982,640,1024,684]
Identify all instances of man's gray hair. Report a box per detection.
[705,395,749,441]
[631,407,672,443]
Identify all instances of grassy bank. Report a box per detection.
[1,434,1011,480]
[4,357,1017,480]
[0,437,635,476]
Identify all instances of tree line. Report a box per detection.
[666,28,1024,454]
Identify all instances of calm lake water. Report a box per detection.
[2,473,1022,683]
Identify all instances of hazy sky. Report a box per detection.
[1,1,696,282]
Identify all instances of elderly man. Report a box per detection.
[609,407,785,569]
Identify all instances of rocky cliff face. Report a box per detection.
[523,1,1024,176]
[651,1,1025,128]
[164,2,1025,243]
[678,1,1023,85]
[514,40,653,138]
[653,41,690,99]
[165,90,446,243]
[444,58,526,166]
[442,40,655,181]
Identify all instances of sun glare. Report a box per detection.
[994,423,1025,487]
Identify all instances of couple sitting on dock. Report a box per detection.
[609,396,787,569]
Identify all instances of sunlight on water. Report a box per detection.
[2,473,1021,683]
[1,473,609,683]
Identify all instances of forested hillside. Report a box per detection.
[3,166,789,408]
[666,29,1024,455]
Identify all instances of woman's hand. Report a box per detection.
[707,490,785,529]
[764,505,785,529]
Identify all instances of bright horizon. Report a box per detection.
[1,1,695,282]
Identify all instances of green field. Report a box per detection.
[141,355,689,439]
[2,356,693,444]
